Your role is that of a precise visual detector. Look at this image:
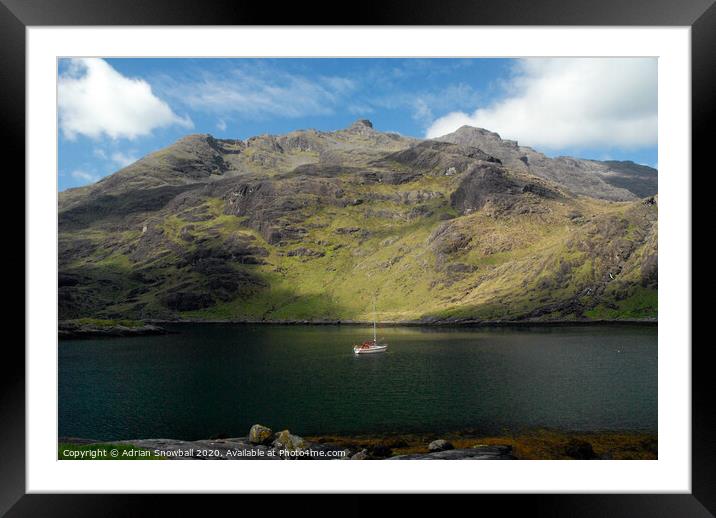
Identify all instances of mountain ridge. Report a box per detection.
[58,120,657,324]
[435,125,657,201]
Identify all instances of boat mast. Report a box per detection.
[373,298,377,343]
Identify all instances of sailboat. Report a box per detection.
[353,300,388,354]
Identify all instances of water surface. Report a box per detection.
[59,324,657,441]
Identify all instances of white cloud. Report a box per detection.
[159,67,357,120]
[110,151,138,168]
[59,58,192,140]
[70,169,98,183]
[426,58,657,150]
[216,119,227,131]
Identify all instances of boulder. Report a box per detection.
[367,444,392,458]
[248,424,274,445]
[640,437,658,455]
[272,430,306,451]
[564,439,597,459]
[351,449,369,460]
[428,439,455,452]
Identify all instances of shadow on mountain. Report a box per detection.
[59,185,199,229]
[59,259,351,322]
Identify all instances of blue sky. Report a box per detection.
[58,58,658,191]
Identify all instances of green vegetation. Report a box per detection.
[67,318,144,328]
[59,190,657,322]
[307,429,657,460]
[585,287,658,320]
[58,124,657,323]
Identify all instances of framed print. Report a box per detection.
[5,0,711,514]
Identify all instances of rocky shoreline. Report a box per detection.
[60,425,657,460]
[59,317,656,340]
[148,318,657,327]
[58,320,169,340]
[61,428,513,461]
[57,319,658,340]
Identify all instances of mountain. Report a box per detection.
[58,120,657,323]
[436,126,657,201]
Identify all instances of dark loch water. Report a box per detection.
[58,324,657,441]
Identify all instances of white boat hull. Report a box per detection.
[353,344,388,354]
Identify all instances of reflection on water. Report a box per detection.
[59,324,657,441]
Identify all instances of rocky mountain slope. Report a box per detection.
[437,126,657,201]
[58,120,657,323]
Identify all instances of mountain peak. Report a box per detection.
[453,125,502,139]
[347,119,374,131]
[437,125,517,153]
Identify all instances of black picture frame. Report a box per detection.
[5,0,709,514]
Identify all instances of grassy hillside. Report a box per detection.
[58,123,657,323]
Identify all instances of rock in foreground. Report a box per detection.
[110,435,514,460]
[390,445,515,460]
[273,430,307,452]
[564,439,598,459]
[248,424,274,445]
[428,439,455,452]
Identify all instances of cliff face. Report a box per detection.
[58,121,657,323]
[436,126,657,202]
